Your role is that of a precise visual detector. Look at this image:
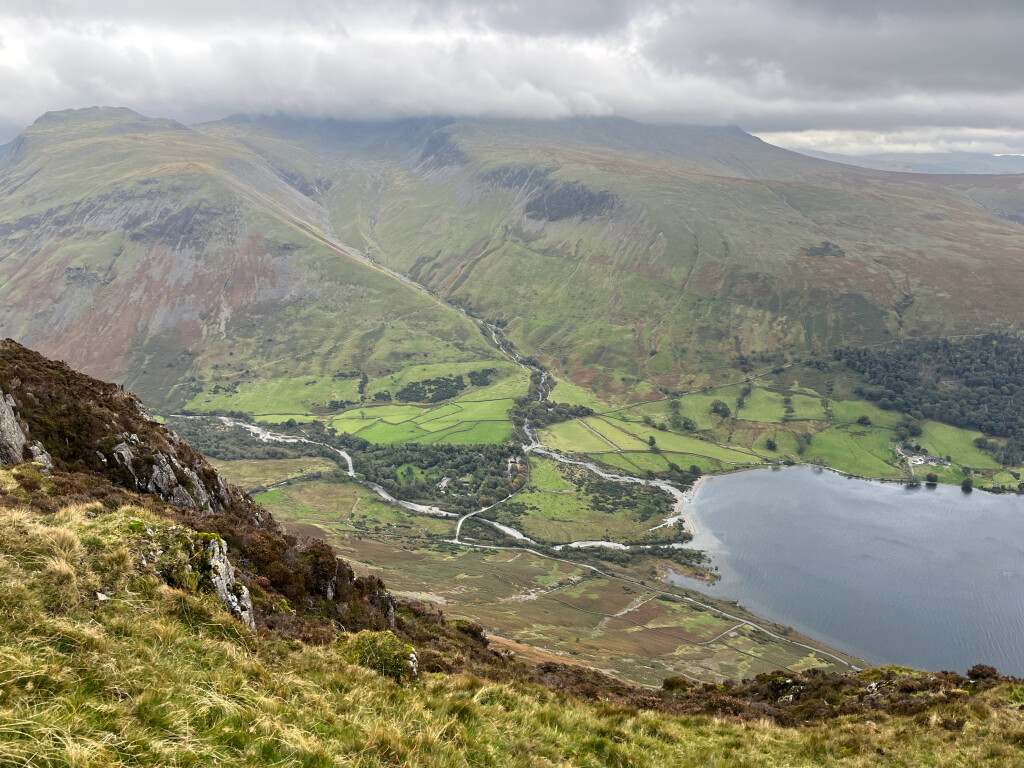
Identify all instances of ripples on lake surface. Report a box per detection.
[668,466,1024,675]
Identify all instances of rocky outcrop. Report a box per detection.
[0,339,398,636]
[0,340,239,517]
[109,431,227,515]
[27,440,52,469]
[142,523,255,631]
[0,386,52,469]
[201,535,256,631]
[0,389,26,464]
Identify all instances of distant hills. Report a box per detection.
[3,107,1024,408]
[794,148,1024,175]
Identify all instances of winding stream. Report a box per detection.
[176,241,867,671]
[217,417,457,518]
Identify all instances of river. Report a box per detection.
[667,466,1024,676]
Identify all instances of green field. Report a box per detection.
[331,399,514,445]
[617,388,744,432]
[538,419,616,452]
[210,457,340,491]
[337,404,428,422]
[352,420,434,443]
[736,387,787,423]
[477,457,683,547]
[366,361,524,403]
[455,365,532,401]
[623,451,672,473]
[751,428,803,459]
[187,376,361,417]
[528,457,575,490]
[586,452,644,473]
[918,422,1002,469]
[788,393,828,420]
[432,421,512,443]
[545,377,612,411]
[254,413,318,424]
[256,476,457,539]
[806,426,903,478]
[582,418,653,451]
[830,399,904,428]
[597,419,763,464]
[661,454,723,473]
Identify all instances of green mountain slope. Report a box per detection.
[201,114,1024,402]
[4,108,1024,411]
[0,108,503,412]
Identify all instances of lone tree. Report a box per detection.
[765,438,777,451]
[961,476,974,492]
[925,471,939,484]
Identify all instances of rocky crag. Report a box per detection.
[0,337,398,637]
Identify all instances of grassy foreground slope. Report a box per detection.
[5,469,1024,767]
[4,340,1024,766]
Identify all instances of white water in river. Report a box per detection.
[217,417,457,517]
[206,412,697,549]
[187,272,699,549]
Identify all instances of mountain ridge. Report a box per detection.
[4,105,1024,408]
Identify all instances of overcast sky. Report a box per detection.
[2,0,1023,153]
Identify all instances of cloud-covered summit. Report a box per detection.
[1,0,1021,153]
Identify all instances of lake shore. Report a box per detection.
[677,473,709,536]
[670,465,1024,675]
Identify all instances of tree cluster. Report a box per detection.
[396,375,467,403]
[353,442,526,513]
[837,334,1024,465]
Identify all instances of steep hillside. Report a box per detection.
[0,338,406,638]
[3,343,1024,765]
[4,108,1024,410]
[203,115,1024,401]
[0,108,503,412]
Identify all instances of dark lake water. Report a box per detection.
[667,466,1024,676]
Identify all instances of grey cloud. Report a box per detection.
[0,0,1022,153]
[447,0,655,37]
[644,1,1024,95]
[5,0,652,36]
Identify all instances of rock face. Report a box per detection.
[0,340,249,521]
[0,389,26,465]
[0,339,399,636]
[0,386,52,469]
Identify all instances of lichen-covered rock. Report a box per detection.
[153,526,255,631]
[146,452,177,496]
[178,464,210,509]
[112,442,137,483]
[146,452,201,510]
[0,386,28,464]
[201,535,256,631]
[27,440,52,469]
